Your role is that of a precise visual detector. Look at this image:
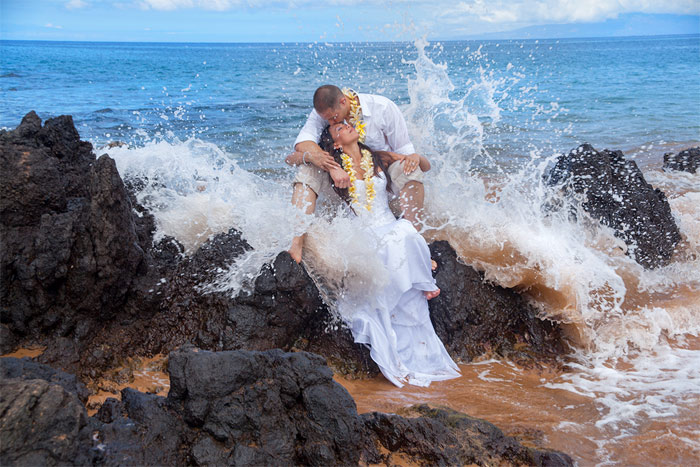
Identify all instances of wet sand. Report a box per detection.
[85,355,169,415]
[335,341,700,466]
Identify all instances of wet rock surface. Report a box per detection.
[664,147,699,174]
[0,378,93,466]
[0,349,572,466]
[363,405,573,466]
[83,229,381,378]
[0,356,89,403]
[166,347,366,465]
[429,241,565,363]
[547,143,681,268]
[0,111,148,354]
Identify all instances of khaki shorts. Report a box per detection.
[293,161,424,196]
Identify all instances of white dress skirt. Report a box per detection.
[338,173,460,387]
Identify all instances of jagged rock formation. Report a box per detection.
[0,111,147,349]
[429,241,565,362]
[0,356,89,403]
[664,147,699,174]
[546,143,681,268]
[0,350,573,466]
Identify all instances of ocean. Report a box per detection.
[2,35,699,465]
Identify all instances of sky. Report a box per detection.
[1,0,699,42]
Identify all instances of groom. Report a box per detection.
[286,85,427,263]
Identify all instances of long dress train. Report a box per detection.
[338,173,460,387]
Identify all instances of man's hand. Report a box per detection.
[286,147,341,172]
[308,150,342,172]
[329,166,351,188]
[396,153,421,174]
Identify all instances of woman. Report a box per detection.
[308,122,460,387]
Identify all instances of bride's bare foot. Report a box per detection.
[288,238,303,263]
[424,288,440,300]
[431,259,437,271]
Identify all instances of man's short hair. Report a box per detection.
[313,85,343,113]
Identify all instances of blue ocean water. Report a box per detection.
[1,35,699,174]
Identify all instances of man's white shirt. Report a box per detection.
[294,93,416,155]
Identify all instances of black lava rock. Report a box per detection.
[429,241,565,363]
[1,112,144,348]
[547,143,681,268]
[0,348,573,466]
[664,147,699,174]
[0,356,89,403]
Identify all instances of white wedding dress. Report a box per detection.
[338,172,460,387]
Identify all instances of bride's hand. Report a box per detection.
[329,166,351,188]
[398,153,420,174]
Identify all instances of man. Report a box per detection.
[286,85,427,263]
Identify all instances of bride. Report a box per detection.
[290,122,460,388]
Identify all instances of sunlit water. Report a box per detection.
[2,35,699,464]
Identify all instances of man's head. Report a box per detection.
[313,85,349,125]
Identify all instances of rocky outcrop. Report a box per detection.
[363,405,573,466]
[74,229,380,379]
[0,111,146,346]
[0,349,573,466]
[165,347,366,465]
[429,241,565,363]
[664,147,699,174]
[0,378,93,466]
[546,143,681,269]
[0,356,89,403]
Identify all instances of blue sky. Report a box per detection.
[1,0,699,42]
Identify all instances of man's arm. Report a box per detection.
[286,141,339,171]
[382,98,416,155]
[291,110,350,187]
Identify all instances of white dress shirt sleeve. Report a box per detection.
[382,99,416,155]
[294,109,327,148]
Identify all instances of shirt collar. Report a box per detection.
[356,92,372,118]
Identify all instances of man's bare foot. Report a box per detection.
[424,288,440,300]
[431,259,437,271]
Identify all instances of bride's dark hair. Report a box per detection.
[319,125,393,208]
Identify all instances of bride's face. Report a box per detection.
[330,122,358,147]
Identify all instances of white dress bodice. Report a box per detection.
[352,172,396,227]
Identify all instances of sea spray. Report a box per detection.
[398,38,700,460]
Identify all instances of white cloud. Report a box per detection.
[45,23,64,29]
[445,0,700,25]
[65,0,89,9]
[137,0,415,11]
[139,0,248,10]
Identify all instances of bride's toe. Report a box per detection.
[424,288,440,300]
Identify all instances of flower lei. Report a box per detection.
[341,88,366,144]
[340,148,375,211]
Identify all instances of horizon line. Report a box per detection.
[1,32,698,45]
